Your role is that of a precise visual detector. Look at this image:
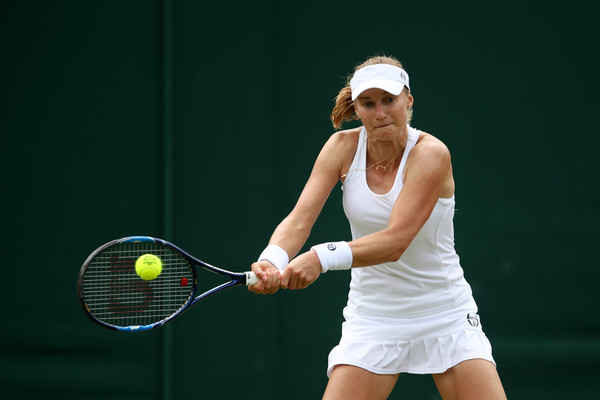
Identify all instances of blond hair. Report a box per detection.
[330,55,412,130]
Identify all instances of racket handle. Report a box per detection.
[245,271,259,286]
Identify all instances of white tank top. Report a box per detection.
[342,126,473,317]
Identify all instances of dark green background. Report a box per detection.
[1,1,598,399]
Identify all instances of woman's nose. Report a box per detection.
[375,103,387,119]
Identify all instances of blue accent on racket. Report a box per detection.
[77,236,258,332]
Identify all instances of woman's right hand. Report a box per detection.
[248,261,282,294]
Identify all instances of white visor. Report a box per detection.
[350,64,410,101]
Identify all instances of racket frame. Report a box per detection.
[77,236,256,332]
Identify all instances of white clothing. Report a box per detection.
[341,126,473,317]
[327,298,493,376]
[328,126,495,376]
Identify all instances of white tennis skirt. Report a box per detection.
[327,298,495,376]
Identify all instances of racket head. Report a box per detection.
[77,236,197,332]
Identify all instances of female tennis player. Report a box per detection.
[250,55,507,400]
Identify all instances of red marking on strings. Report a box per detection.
[180,278,188,287]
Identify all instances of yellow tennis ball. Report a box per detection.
[135,254,163,281]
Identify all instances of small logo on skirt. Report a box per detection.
[467,313,480,327]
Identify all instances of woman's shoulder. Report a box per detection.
[331,126,362,140]
[322,127,362,177]
[328,126,361,150]
[413,130,450,157]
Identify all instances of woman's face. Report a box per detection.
[354,87,413,139]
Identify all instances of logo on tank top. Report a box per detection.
[467,313,480,327]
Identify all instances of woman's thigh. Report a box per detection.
[323,364,399,400]
[432,359,506,400]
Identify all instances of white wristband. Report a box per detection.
[257,244,289,271]
[311,241,353,273]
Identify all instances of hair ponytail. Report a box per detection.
[330,86,358,130]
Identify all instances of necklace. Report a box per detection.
[340,137,405,181]
[372,156,396,172]
[367,148,402,172]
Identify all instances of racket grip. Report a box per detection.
[245,271,259,286]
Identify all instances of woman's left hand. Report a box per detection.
[249,261,281,294]
[281,250,322,290]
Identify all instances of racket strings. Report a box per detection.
[81,242,194,328]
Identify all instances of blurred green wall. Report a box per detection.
[1,1,598,399]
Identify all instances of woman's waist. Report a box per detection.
[347,265,473,318]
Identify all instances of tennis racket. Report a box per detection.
[77,236,259,332]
